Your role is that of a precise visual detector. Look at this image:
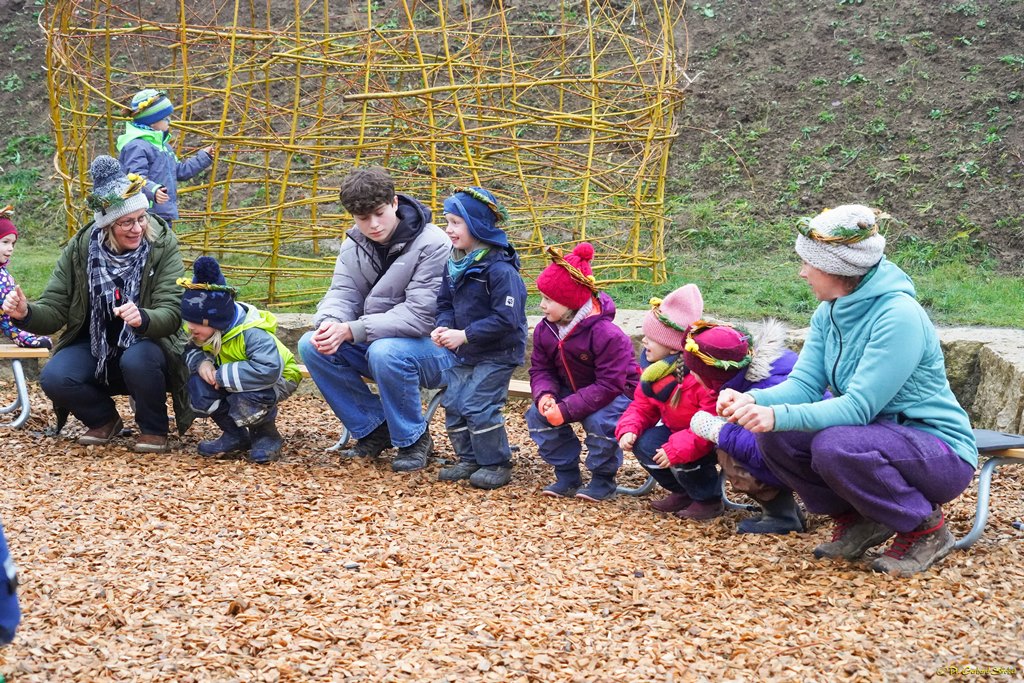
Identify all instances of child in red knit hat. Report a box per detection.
[527,242,640,500]
[614,285,722,520]
[0,205,51,349]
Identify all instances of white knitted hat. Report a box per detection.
[87,156,150,230]
[795,204,886,276]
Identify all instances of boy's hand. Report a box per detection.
[2,285,28,319]
[542,402,565,427]
[198,360,218,388]
[434,328,467,350]
[311,320,352,356]
[537,394,557,414]
[154,187,169,204]
[430,326,448,347]
[113,300,143,328]
[653,448,671,468]
[618,432,637,452]
[718,388,754,420]
[202,145,215,158]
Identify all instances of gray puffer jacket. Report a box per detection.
[313,194,450,344]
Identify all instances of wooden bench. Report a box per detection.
[0,346,50,429]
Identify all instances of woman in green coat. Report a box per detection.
[2,156,193,451]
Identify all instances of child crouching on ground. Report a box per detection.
[527,242,640,501]
[431,187,528,490]
[615,286,724,520]
[179,256,301,463]
[0,206,50,349]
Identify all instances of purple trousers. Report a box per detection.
[757,422,975,533]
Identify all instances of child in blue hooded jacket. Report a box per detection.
[431,187,527,490]
[116,89,214,228]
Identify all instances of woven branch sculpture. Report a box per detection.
[43,0,686,306]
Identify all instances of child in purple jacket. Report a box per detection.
[686,319,805,534]
[526,242,640,501]
[0,206,50,349]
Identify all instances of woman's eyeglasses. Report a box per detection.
[113,214,149,231]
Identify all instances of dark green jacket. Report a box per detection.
[20,216,195,434]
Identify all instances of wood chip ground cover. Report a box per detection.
[1,384,1022,681]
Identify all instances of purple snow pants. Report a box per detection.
[757,422,975,533]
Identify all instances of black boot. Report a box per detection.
[392,430,433,472]
[738,490,806,534]
[198,413,251,458]
[247,409,283,464]
[339,422,391,459]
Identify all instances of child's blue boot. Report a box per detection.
[541,466,582,498]
[247,409,282,464]
[575,472,617,502]
[198,414,251,457]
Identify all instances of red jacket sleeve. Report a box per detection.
[615,384,658,439]
[663,379,718,465]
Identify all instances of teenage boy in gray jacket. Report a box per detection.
[299,166,453,472]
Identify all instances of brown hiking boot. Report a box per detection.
[813,512,894,560]
[871,507,955,577]
[77,416,123,446]
[134,434,170,454]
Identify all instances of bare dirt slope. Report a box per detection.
[0,386,1022,681]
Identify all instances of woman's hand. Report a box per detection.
[718,388,755,420]
[198,360,218,388]
[730,404,776,433]
[618,432,637,452]
[113,300,144,328]
[653,448,671,468]
[2,285,28,319]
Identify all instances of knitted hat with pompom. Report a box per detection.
[0,205,16,241]
[642,284,704,352]
[795,204,886,276]
[535,242,598,310]
[180,256,238,331]
[87,155,150,230]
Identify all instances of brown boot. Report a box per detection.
[77,416,123,446]
[134,434,170,454]
[650,491,692,513]
[813,512,894,560]
[674,498,725,521]
[870,507,955,577]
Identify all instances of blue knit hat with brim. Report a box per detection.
[130,89,174,126]
[179,256,238,331]
[443,187,510,247]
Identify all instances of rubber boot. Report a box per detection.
[198,413,251,457]
[576,472,617,502]
[541,467,583,498]
[737,490,806,534]
[247,409,283,464]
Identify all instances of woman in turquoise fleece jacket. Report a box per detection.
[718,204,976,578]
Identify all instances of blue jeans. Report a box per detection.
[298,333,453,447]
[39,338,170,435]
[633,424,721,502]
[441,360,518,467]
[526,393,630,476]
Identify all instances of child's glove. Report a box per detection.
[542,402,565,426]
[690,410,726,444]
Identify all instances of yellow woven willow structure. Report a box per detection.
[44,0,686,306]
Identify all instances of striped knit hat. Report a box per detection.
[129,89,174,126]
